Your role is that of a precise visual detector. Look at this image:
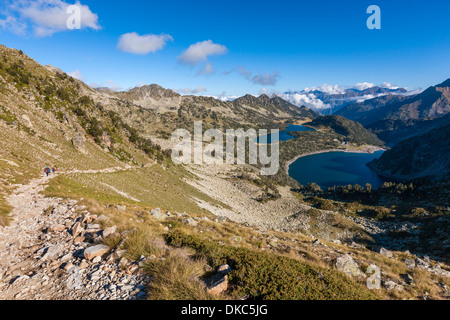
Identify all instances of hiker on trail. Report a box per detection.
[44,167,50,176]
[52,167,56,174]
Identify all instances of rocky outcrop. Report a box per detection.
[71,133,87,154]
[335,254,365,278]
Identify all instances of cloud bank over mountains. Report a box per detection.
[279,82,421,113]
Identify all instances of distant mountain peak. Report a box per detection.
[119,83,180,100]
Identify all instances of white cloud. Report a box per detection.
[225,66,280,86]
[178,40,228,65]
[67,69,83,80]
[175,86,207,95]
[0,15,26,35]
[191,86,207,94]
[196,62,215,75]
[381,82,399,90]
[355,94,375,102]
[208,92,239,102]
[304,84,346,95]
[353,82,376,91]
[401,88,423,96]
[278,92,331,111]
[237,66,252,80]
[117,32,173,55]
[1,0,100,37]
[251,71,280,86]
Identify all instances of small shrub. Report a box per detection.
[145,249,221,300]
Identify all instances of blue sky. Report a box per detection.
[1,0,449,98]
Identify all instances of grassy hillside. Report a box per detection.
[0,45,169,224]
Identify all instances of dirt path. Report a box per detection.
[0,170,148,300]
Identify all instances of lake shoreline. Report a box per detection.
[284,145,386,175]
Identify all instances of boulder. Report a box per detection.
[183,218,198,227]
[150,208,166,221]
[60,253,73,264]
[84,244,110,260]
[42,244,64,261]
[73,236,85,244]
[217,264,232,275]
[102,225,117,238]
[335,254,364,278]
[79,259,89,269]
[21,114,33,128]
[71,222,84,237]
[86,224,101,232]
[119,257,129,268]
[48,224,66,233]
[115,205,126,211]
[401,273,414,285]
[384,280,398,291]
[405,259,416,269]
[379,247,393,258]
[205,274,228,296]
[72,133,87,154]
[415,258,429,270]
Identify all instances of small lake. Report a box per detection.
[256,124,315,143]
[288,150,387,190]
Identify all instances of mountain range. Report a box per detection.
[100,84,318,141]
[280,85,410,114]
[334,79,450,144]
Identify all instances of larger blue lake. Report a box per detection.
[256,124,315,143]
[288,150,387,190]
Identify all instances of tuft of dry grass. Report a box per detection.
[144,248,225,300]
[122,228,169,260]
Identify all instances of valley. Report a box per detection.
[0,44,449,301]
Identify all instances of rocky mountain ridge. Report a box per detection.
[335,79,450,144]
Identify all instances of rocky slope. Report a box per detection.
[0,173,148,300]
[367,123,450,181]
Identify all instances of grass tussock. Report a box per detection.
[122,228,169,260]
[145,249,224,300]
